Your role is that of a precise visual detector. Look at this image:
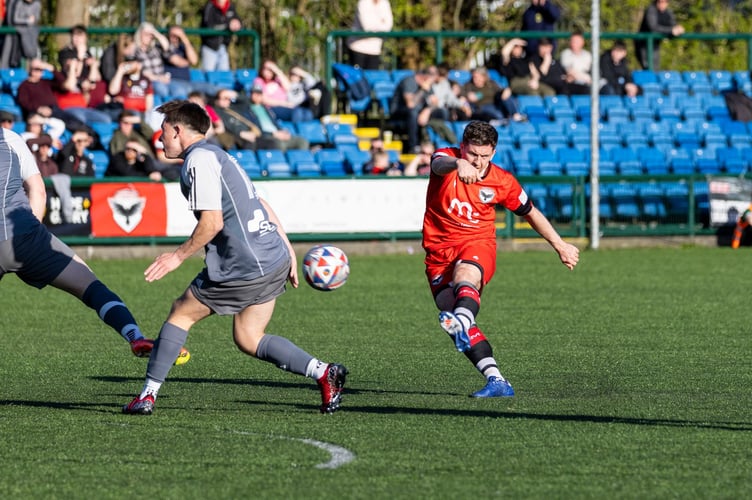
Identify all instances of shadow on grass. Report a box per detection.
[3,375,750,432]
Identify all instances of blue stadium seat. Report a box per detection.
[343,148,371,175]
[390,69,414,84]
[638,183,667,219]
[372,80,396,117]
[664,182,690,217]
[487,68,508,88]
[235,68,258,93]
[286,149,317,176]
[563,161,589,176]
[610,183,640,219]
[0,68,27,95]
[189,68,207,82]
[525,183,555,217]
[332,63,371,114]
[448,69,471,85]
[637,146,668,174]
[709,70,734,93]
[87,150,110,179]
[716,147,747,174]
[315,149,348,176]
[632,70,658,86]
[295,120,328,145]
[206,70,236,90]
[363,69,391,85]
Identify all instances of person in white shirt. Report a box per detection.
[560,32,593,88]
[347,0,394,70]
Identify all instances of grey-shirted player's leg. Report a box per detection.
[234,300,329,380]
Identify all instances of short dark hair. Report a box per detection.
[70,24,87,35]
[462,121,498,148]
[156,100,211,135]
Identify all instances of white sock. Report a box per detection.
[139,378,162,399]
[305,358,328,379]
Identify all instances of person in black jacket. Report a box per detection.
[200,0,242,72]
[599,40,639,97]
[105,140,163,180]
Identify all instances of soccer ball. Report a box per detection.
[302,244,350,291]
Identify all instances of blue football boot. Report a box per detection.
[471,377,515,398]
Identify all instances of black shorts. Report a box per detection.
[0,225,74,289]
[189,261,289,315]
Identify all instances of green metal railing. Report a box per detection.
[325,30,752,89]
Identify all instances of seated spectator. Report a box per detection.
[57,24,108,105]
[16,59,94,135]
[246,85,310,151]
[56,128,95,177]
[530,38,590,96]
[212,89,263,149]
[500,38,554,97]
[105,139,163,180]
[362,138,402,175]
[462,66,524,123]
[108,56,156,121]
[560,31,593,90]
[55,56,112,124]
[134,22,192,99]
[0,111,16,131]
[600,40,639,97]
[432,63,472,122]
[165,26,217,96]
[187,90,235,150]
[253,60,314,123]
[109,109,156,158]
[20,112,64,149]
[213,87,309,152]
[26,134,59,177]
[403,140,434,176]
[100,34,133,86]
[389,66,442,152]
[287,66,331,119]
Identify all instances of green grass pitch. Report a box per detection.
[0,246,750,498]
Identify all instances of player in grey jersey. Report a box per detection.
[122,100,347,415]
[0,127,190,364]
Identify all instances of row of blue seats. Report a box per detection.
[527,181,708,222]
[632,69,751,95]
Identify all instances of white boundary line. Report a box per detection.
[233,431,356,470]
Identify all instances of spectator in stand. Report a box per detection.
[26,134,58,177]
[0,110,16,130]
[560,31,592,91]
[0,0,41,68]
[432,63,472,123]
[187,90,235,150]
[246,85,309,151]
[389,66,442,153]
[212,88,263,149]
[56,29,112,125]
[56,128,95,177]
[20,112,64,149]
[133,22,191,99]
[109,109,156,158]
[520,0,560,54]
[500,37,554,97]
[462,66,525,123]
[16,58,93,134]
[362,137,402,175]
[100,33,133,86]
[200,0,242,72]
[164,26,217,97]
[635,0,685,70]
[108,56,156,123]
[347,0,394,70]
[287,66,331,119]
[403,140,434,176]
[105,139,163,180]
[530,38,589,96]
[253,60,313,123]
[600,40,639,97]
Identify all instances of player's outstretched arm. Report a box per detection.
[144,209,224,282]
[524,206,580,270]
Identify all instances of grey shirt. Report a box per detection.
[180,139,289,282]
[0,128,41,242]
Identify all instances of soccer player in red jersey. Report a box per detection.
[422,120,579,397]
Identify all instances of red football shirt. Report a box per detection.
[421,147,531,249]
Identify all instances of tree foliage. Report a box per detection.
[41,0,752,72]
